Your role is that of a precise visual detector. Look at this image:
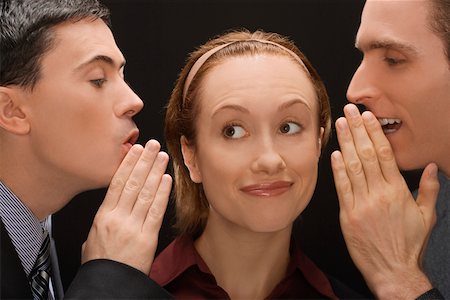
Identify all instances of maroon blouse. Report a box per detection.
[150,236,338,299]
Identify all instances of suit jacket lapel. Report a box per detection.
[1,220,33,299]
[50,237,65,299]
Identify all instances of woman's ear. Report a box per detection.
[0,87,30,135]
[180,136,202,183]
[318,127,325,159]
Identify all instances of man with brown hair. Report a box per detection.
[332,0,449,298]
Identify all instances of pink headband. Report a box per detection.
[182,39,310,101]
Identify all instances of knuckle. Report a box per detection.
[352,117,364,128]
[125,179,141,192]
[339,128,352,141]
[348,160,363,175]
[377,145,394,161]
[138,188,155,202]
[346,211,364,226]
[373,190,396,207]
[152,162,166,174]
[147,172,162,183]
[347,213,359,225]
[93,213,120,232]
[141,150,160,164]
[366,118,378,130]
[147,204,163,220]
[122,153,139,168]
[339,211,348,222]
[359,146,376,161]
[114,225,134,239]
[109,177,125,190]
[340,180,353,195]
[156,154,169,168]
[377,193,390,205]
[139,153,155,164]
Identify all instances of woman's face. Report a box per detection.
[182,54,323,234]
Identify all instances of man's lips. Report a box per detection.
[240,181,293,197]
[124,129,139,147]
[377,117,402,134]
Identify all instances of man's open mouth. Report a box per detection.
[377,118,402,134]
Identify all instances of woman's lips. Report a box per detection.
[241,181,293,197]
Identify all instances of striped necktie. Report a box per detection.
[29,230,52,300]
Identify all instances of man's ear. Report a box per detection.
[180,136,202,183]
[0,87,30,134]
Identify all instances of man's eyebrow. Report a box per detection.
[74,55,126,72]
[355,39,419,56]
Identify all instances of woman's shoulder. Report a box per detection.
[150,236,197,286]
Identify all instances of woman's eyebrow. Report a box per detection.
[278,98,312,112]
[212,104,249,117]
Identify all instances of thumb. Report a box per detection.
[416,163,440,229]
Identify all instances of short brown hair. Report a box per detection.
[429,0,450,61]
[164,29,331,237]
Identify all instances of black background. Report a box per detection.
[53,0,422,297]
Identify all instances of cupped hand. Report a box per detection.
[81,140,172,274]
[331,104,439,299]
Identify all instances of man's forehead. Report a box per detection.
[46,19,125,69]
[356,0,431,48]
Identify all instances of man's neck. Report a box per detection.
[0,172,75,221]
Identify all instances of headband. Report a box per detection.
[182,39,310,101]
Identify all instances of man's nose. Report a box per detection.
[116,84,144,117]
[346,61,376,105]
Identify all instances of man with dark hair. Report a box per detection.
[332,0,449,298]
[0,0,173,298]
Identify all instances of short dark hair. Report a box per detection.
[429,0,450,61]
[0,0,110,89]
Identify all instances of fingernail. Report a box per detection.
[146,139,160,151]
[157,151,169,161]
[362,111,376,123]
[346,105,359,117]
[336,118,348,130]
[331,151,341,163]
[131,144,144,154]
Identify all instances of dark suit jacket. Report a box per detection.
[1,220,36,299]
[1,221,173,299]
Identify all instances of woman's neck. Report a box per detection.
[194,214,293,300]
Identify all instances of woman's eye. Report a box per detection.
[223,125,246,139]
[280,122,301,134]
[90,78,106,87]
